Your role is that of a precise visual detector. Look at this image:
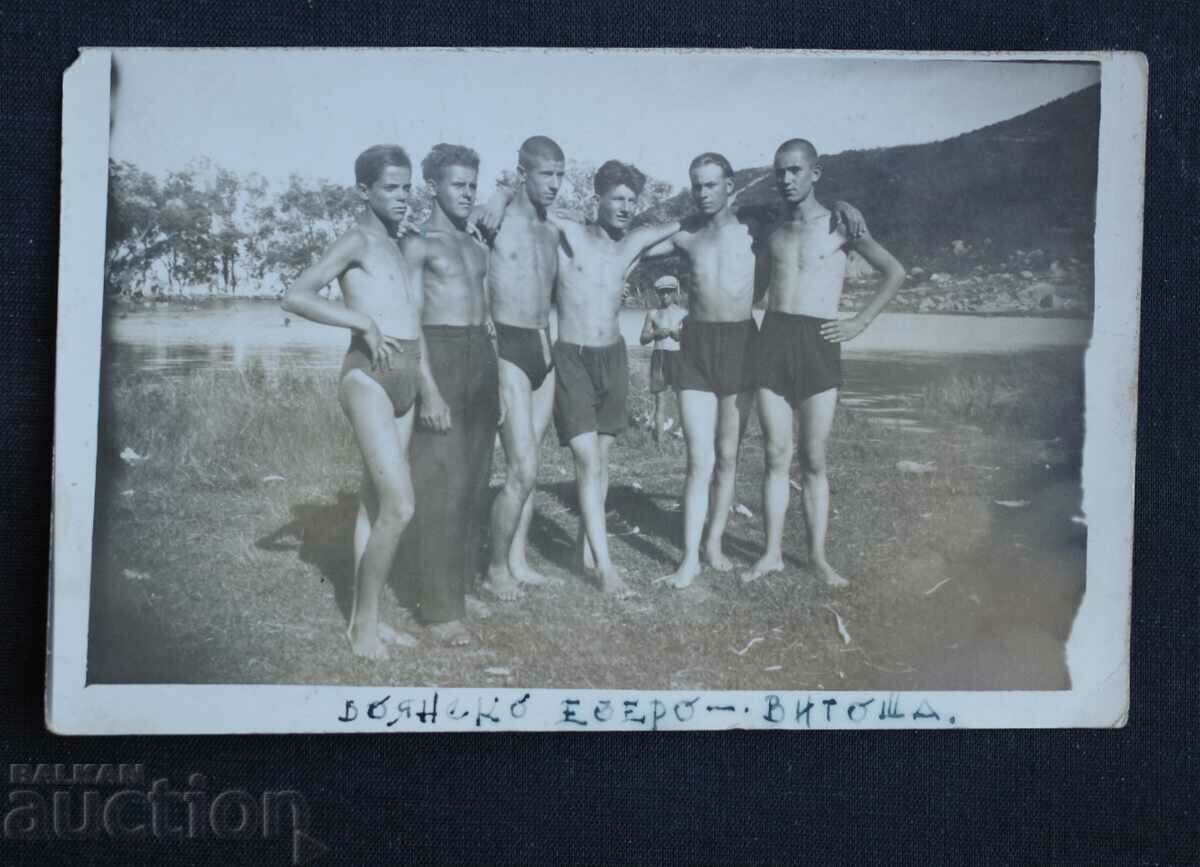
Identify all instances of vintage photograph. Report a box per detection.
[47,50,1144,730]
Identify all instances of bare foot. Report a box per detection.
[814,561,850,589]
[656,558,701,590]
[465,596,492,619]
[377,622,417,648]
[346,624,389,660]
[511,561,562,587]
[481,566,524,601]
[597,566,637,599]
[429,620,472,647]
[574,534,598,575]
[741,554,785,585]
[703,546,734,573]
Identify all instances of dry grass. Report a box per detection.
[88,348,1086,691]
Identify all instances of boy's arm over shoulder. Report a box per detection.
[546,213,581,257]
[625,219,683,261]
[397,231,428,266]
[470,184,517,237]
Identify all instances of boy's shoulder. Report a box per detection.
[327,223,371,259]
[735,204,777,230]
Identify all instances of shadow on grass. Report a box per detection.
[257,493,358,623]
[539,480,697,570]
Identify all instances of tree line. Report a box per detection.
[104,158,678,301]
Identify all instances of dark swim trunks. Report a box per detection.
[551,339,629,446]
[496,322,554,390]
[675,318,758,396]
[755,310,843,406]
[649,349,681,393]
[340,334,421,417]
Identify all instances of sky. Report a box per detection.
[108,50,1100,191]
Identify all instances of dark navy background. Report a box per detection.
[2,3,1196,863]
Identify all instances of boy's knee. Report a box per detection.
[688,444,715,477]
[378,496,415,529]
[715,441,738,474]
[511,453,538,492]
[572,448,598,478]
[800,445,827,476]
[764,438,793,472]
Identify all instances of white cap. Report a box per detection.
[653,275,680,291]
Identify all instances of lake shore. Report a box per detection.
[87,349,1086,690]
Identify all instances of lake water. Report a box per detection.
[105,304,1091,430]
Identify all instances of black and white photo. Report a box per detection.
[48,49,1144,732]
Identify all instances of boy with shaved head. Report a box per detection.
[476,135,566,601]
[743,138,905,587]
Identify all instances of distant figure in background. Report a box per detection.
[281,144,427,660]
[639,275,687,443]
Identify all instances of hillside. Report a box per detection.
[634,84,1099,315]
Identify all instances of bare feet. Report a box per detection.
[741,554,785,585]
[597,566,637,599]
[657,557,701,590]
[429,620,472,647]
[814,560,850,589]
[346,624,389,660]
[575,535,598,575]
[481,566,524,601]
[377,622,417,648]
[703,545,734,573]
[511,561,562,587]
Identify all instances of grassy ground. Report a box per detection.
[88,348,1086,690]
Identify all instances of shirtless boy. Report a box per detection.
[395,144,500,647]
[643,153,863,589]
[742,138,905,587]
[282,144,429,660]
[478,136,566,601]
[541,160,684,596]
[639,274,687,443]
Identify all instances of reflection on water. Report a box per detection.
[104,303,1091,429]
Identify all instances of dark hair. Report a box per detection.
[688,152,735,180]
[775,138,820,163]
[421,143,481,183]
[354,145,411,187]
[593,160,646,197]
[518,135,565,169]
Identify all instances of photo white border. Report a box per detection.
[47,49,1145,733]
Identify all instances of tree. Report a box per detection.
[105,160,164,295]
[252,175,360,287]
